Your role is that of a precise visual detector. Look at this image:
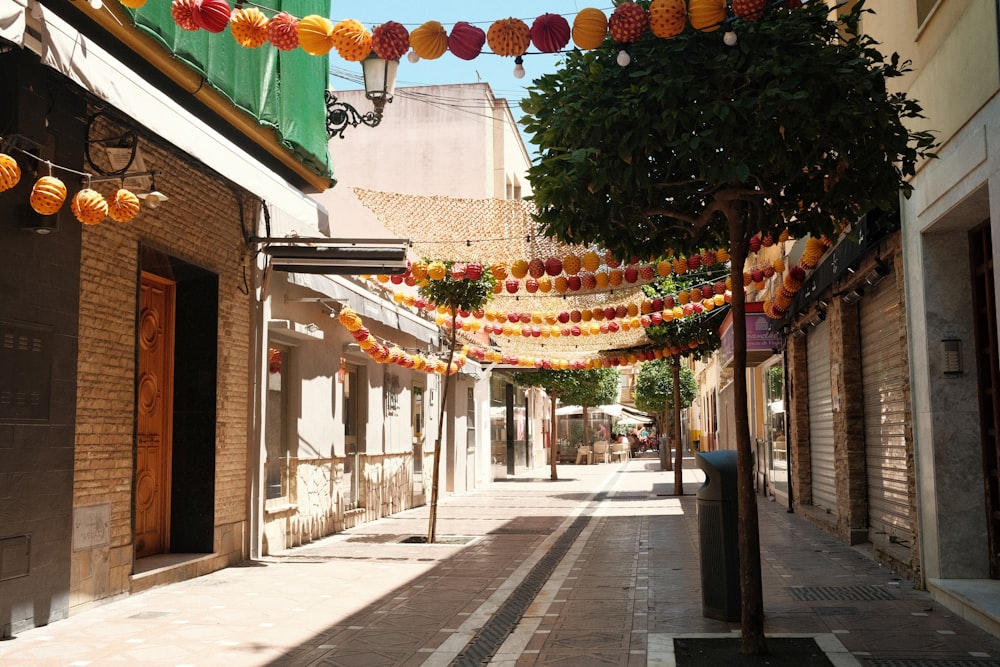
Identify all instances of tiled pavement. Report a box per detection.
[3,454,1000,666]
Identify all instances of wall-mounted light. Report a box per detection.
[325,54,399,139]
[23,208,58,235]
[942,338,962,375]
[864,260,890,288]
[841,288,865,305]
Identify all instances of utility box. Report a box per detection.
[696,450,740,621]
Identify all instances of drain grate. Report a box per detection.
[788,585,896,601]
[865,660,1000,667]
[450,492,605,666]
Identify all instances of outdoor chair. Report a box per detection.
[610,441,629,462]
[592,441,609,464]
[575,445,592,465]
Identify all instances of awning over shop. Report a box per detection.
[33,4,327,233]
[0,0,26,48]
[287,273,439,346]
[554,404,654,423]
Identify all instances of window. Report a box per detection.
[264,344,290,501]
[412,384,424,473]
[466,387,476,453]
[343,364,361,509]
[916,0,939,27]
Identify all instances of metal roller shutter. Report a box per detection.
[807,319,837,516]
[861,280,911,547]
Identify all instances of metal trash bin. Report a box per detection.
[696,450,740,621]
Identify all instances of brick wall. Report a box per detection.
[72,114,253,609]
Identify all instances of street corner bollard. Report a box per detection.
[695,450,740,622]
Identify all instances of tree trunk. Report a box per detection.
[662,410,673,471]
[672,358,684,495]
[550,395,559,480]
[582,405,590,448]
[427,314,458,544]
[728,212,767,655]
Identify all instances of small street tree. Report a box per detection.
[634,358,697,489]
[513,367,620,478]
[417,262,495,544]
[522,1,934,654]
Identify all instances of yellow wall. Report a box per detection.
[865,0,999,152]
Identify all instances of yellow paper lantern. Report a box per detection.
[298,15,337,57]
[0,153,21,192]
[572,7,607,49]
[30,175,66,215]
[410,20,448,60]
[689,0,726,32]
[119,0,147,7]
[107,188,140,223]
[71,188,108,226]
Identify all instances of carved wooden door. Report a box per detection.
[135,272,175,558]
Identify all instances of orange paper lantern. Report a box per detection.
[689,0,726,32]
[298,15,337,57]
[30,176,66,215]
[0,153,21,192]
[107,188,140,223]
[331,18,372,62]
[487,17,530,57]
[230,7,269,48]
[71,188,108,226]
[410,20,448,60]
[649,0,687,39]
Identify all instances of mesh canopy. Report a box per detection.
[351,188,699,359]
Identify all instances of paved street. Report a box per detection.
[3,454,1000,666]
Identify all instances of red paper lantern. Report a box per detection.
[530,13,571,53]
[191,0,230,33]
[372,21,410,60]
[267,12,299,51]
[448,21,486,60]
[171,0,199,31]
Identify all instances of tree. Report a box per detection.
[634,358,697,488]
[417,262,495,544]
[512,367,620,478]
[522,1,934,654]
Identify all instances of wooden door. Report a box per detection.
[135,272,175,558]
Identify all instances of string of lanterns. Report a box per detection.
[0,143,144,225]
[113,0,811,69]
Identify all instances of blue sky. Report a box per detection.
[330,2,612,138]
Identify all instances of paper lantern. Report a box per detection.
[298,15,336,57]
[118,0,147,7]
[267,12,299,51]
[331,18,372,62]
[372,21,409,60]
[191,0,230,33]
[649,0,687,39]
[230,7,269,48]
[448,21,485,61]
[572,8,607,49]
[108,188,140,223]
[30,176,66,215]
[562,254,581,275]
[689,0,726,32]
[71,188,108,226]
[544,257,563,276]
[511,258,529,279]
[530,13,570,53]
[0,153,20,192]
[608,2,648,43]
[487,17,530,57]
[732,0,767,21]
[171,0,199,31]
[411,20,448,60]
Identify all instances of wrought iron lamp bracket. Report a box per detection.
[325,90,382,139]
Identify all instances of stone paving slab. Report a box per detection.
[2,455,1000,666]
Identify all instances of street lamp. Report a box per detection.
[325,54,399,139]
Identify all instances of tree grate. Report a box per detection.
[449,494,605,666]
[865,660,1000,667]
[787,585,896,601]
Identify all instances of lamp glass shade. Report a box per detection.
[362,55,398,103]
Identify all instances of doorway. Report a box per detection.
[136,248,217,559]
[970,221,1000,578]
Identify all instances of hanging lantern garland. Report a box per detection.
[136,1,809,64]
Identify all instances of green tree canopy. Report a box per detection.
[512,367,620,407]
[634,359,697,415]
[522,1,933,258]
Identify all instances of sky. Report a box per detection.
[330,2,613,147]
